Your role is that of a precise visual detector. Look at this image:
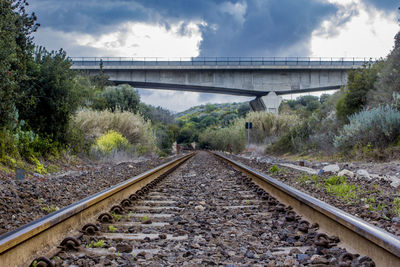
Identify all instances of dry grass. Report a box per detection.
[70,109,157,154]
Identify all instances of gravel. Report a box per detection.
[0,156,178,236]
[226,152,400,236]
[53,152,373,266]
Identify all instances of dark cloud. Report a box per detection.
[362,0,398,12]
[28,0,338,56]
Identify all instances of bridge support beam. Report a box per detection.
[249,92,282,114]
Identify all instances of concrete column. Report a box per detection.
[250,92,282,113]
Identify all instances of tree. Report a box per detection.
[368,31,400,106]
[0,0,38,127]
[336,63,379,122]
[17,48,79,143]
[95,84,141,113]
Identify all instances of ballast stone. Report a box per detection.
[322,164,340,173]
[337,169,355,178]
[356,169,371,180]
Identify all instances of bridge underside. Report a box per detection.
[74,65,350,113]
[114,80,341,97]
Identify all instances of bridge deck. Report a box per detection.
[70,57,370,69]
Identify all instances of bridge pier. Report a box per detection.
[249,92,282,114]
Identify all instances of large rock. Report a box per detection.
[322,164,340,173]
[356,169,371,180]
[338,169,355,178]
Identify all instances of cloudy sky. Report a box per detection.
[28,0,399,112]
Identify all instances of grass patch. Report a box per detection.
[108,225,117,232]
[42,205,59,213]
[269,165,281,174]
[111,212,122,221]
[393,198,400,216]
[86,240,106,248]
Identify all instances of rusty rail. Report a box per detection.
[213,152,400,266]
[0,153,194,266]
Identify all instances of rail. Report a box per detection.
[70,56,373,67]
[212,152,400,266]
[0,153,194,266]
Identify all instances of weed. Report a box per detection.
[298,175,309,184]
[244,200,251,205]
[325,175,346,186]
[393,198,400,216]
[141,215,149,222]
[42,205,59,214]
[37,197,42,204]
[108,225,117,232]
[325,182,359,202]
[86,240,106,248]
[32,261,38,267]
[111,212,122,221]
[127,211,133,219]
[269,165,280,173]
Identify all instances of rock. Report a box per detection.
[296,254,309,261]
[310,255,328,264]
[338,169,354,178]
[194,205,205,211]
[108,247,117,253]
[392,216,400,223]
[356,169,371,180]
[33,173,44,178]
[199,201,206,205]
[245,250,254,258]
[158,233,167,239]
[145,253,154,260]
[283,257,295,266]
[322,164,340,173]
[116,243,132,253]
[390,179,400,188]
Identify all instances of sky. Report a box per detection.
[28,0,399,112]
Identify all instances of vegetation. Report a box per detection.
[86,240,106,248]
[108,225,117,232]
[199,111,297,153]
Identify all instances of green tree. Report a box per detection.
[18,48,79,143]
[336,63,379,123]
[0,0,38,127]
[368,32,400,106]
[95,84,140,113]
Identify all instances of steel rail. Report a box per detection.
[0,153,194,266]
[213,152,400,267]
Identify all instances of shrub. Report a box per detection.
[199,111,298,153]
[92,130,130,155]
[334,105,400,150]
[70,110,157,155]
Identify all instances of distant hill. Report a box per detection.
[175,102,250,119]
[175,102,251,129]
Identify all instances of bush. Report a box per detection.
[334,105,400,150]
[70,109,157,155]
[93,84,140,113]
[92,130,130,155]
[198,111,298,153]
[199,122,245,153]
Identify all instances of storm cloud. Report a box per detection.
[362,0,398,13]
[28,0,338,56]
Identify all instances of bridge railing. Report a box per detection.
[70,57,374,67]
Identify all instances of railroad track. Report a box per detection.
[0,151,399,266]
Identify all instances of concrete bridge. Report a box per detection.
[71,57,369,113]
